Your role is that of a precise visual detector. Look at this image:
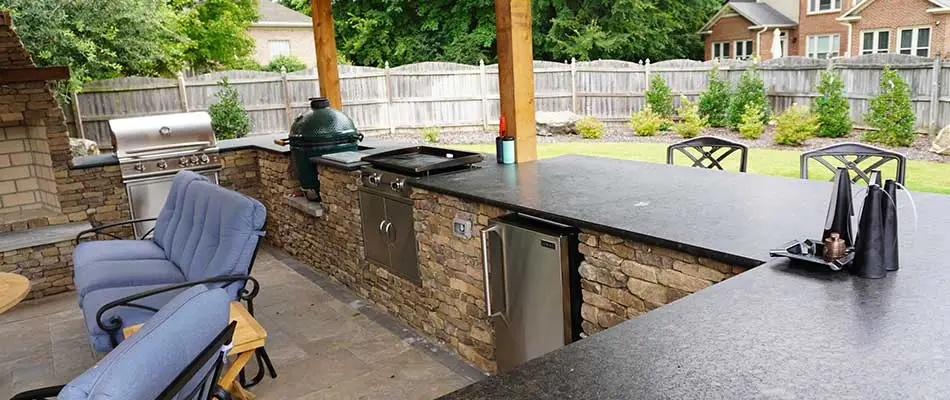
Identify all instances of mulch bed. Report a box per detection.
[378,125,949,164]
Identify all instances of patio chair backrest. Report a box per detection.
[800,142,906,185]
[667,136,749,172]
[153,171,209,249]
[57,285,230,400]
[166,180,266,297]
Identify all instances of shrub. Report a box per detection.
[738,103,765,139]
[646,74,674,118]
[628,105,667,136]
[728,66,770,128]
[672,96,707,139]
[263,55,307,73]
[864,66,917,146]
[208,77,251,140]
[699,65,732,127]
[813,71,851,138]
[230,57,262,71]
[421,127,440,143]
[774,105,818,146]
[576,116,605,139]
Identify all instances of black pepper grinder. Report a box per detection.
[882,180,900,271]
[852,184,887,279]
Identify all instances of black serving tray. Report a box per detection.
[363,146,484,175]
[769,239,854,271]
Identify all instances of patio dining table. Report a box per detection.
[0,272,30,314]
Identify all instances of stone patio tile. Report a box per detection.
[249,348,373,398]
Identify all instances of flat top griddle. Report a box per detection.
[363,146,484,176]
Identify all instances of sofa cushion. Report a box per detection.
[75,259,186,304]
[166,181,266,298]
[80,284,188,352]
[153,170,209,252]
[73,240,167,269]
[62,285,229,399]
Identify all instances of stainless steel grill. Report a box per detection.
[109,111,221,237]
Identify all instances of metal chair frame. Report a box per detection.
[11,321,239,400]
[800,142,907,185]
[666,136,749,172]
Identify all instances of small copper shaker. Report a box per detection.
[823,232,846,261]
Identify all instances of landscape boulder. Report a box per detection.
[536,111,580,136]
[70,137,100,157]
[933,125,950,155]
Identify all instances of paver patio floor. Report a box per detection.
[0,246,484,399]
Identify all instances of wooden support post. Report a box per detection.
[930,57,942,137]
[311,0,343,110]
[495,0,536,163]
[280,67,293,128]
[70,91,85,139]
[480,59,489,131]
[384,61,395,134]
[176,72,190,112]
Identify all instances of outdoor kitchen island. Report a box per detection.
[413,155,950,399]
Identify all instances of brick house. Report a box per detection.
[701,0,950,61]
[248,0,316,67]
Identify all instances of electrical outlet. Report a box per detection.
[453,217,472,239]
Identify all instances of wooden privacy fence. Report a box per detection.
[69,53,946,149]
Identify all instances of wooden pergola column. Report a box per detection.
[310,0,343,110]
[495,0,537,163]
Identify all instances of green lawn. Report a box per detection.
[449,142,950,195]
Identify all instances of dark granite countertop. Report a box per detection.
[413,154,839,267]
[436,155,950,399]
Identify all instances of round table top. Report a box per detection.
[0,272,30,314]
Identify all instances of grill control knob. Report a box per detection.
[367,174,381,186]
[157,160,168,170]
[391,179,405,191]
[189,155,199,165]
[199,154,210,164]
[179,157,189,167]
[133,163,146,172]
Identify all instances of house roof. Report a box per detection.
[840,0,950,19]
[254,0,312,28]
[699,1,797,34]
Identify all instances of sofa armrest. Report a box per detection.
[75,217,158,243]
[95,275,260,346]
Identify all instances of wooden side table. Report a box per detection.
[124,301,267,400]
[0,272,30,314]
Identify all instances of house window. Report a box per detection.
[899,27,931,57]
[712,41,731,59]
[734,40,753,60]
[809,0,841,13]
[268,40,291,61]
[807,34,840,59]
[861,30,890,55]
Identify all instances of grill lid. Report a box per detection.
[110,112,217,159]
[289,97,360,144]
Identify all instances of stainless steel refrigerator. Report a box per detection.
[481,213,582,372]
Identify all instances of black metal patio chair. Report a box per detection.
[667,136,749,172]
[800,142,906,185]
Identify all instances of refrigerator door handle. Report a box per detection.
[481,224,504,318]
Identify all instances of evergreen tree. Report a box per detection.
[728,66,770,128]
[645,74,674,118]
[813,71,852,138]
[865,67,916,147]
[699,65,732,127]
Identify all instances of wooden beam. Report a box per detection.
[311,0,343,110]
[495,0,536,163]
[0,66,69,83]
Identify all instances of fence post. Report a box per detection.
[930,57,942,136]
[281,67,293,129]
[570,57,578,114]
[644,59,651,85]
[70,91,85,139]
[176,72,189,112]
[385,61,395,134]
[480,59,489,130]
